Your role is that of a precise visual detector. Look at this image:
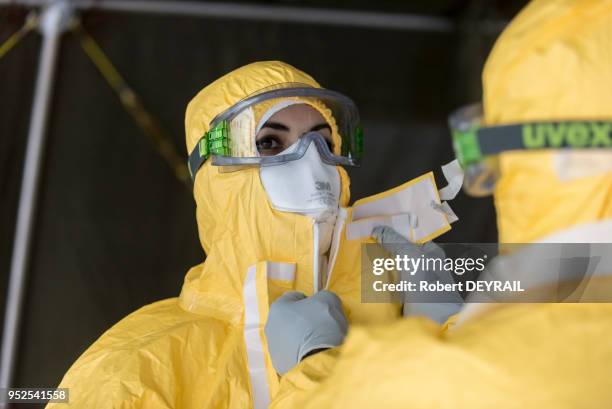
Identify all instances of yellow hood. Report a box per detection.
[483,0,612,243]
[180,61,350,321]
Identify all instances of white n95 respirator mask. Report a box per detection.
[260,140,341,215]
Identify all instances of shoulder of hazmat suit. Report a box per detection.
[269,1,612,408]
[47,61,404,409]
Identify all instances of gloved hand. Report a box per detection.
[372,226,463,324]
[265,290,348,375]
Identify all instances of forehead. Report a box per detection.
[267,103,326,125]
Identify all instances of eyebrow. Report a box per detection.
[310,123,332,132]
[261,121,290,131]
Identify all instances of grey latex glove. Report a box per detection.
[372,225,463,324]
[265,290,348,375]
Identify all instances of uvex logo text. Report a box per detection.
[522,122,612,148]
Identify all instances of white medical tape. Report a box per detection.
[431,200,459,224]
[438,159,464,201]
[346,213,416,240]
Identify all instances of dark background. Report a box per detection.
[0,0,527,391]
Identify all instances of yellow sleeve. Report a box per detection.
[270,319,441,409]
[269,348,341,409]
[270,304,612,409]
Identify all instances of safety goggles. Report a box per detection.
[449,103,612,196]
[188,84,363,179]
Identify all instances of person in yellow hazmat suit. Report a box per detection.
[47,60,464,408]
[267,1,612,408]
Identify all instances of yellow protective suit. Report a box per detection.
[268,1,612,408]
[48,61,420,409]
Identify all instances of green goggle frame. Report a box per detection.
[453,120,612,168]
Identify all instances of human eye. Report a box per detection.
[256,135,285,156]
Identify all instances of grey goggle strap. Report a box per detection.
[450,105,612,167]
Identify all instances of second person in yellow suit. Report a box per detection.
[268,1,612,408]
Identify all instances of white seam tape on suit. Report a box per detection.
[243,264,271,409]
[325,208,347,289]
[313,222,320,292]
[266,262,296,281]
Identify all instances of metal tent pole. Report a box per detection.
[0,0,458,32]
[78,0,456,32]
[0,0,73,393]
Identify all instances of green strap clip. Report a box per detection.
[198,120,230,160]
[452,128,482,167]
[188,120,230,180]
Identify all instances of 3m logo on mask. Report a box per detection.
[312,181,335,206]
[315,181,332,191]
[523,122,612,149]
